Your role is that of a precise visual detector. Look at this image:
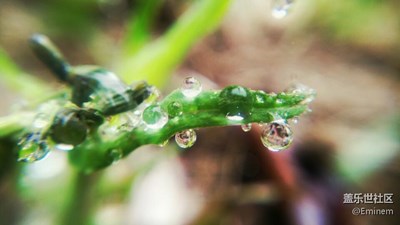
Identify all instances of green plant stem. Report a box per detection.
[69,87,313,173]
[60,170,102,225]
[118,0,232,87]
[0,47,54,100]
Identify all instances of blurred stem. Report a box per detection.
[0,112,34,138]
[0,47,54,100]
[118,0,232,88]
[60,170,102,225]
[122,0,164,56]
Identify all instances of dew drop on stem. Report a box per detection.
[142,105,168,129]
[260,121,293,151]
[181,77,202,98]
[175,129,197,148]
[219,85,252,121]
[18,133,50,162]
[167,101,183,117]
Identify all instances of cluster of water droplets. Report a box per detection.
[99,85,162,139]
[240,84,315,152]
[17,100,64,162]
[100,76,202,149]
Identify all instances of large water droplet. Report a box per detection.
[271,0,294,19]
[175,129,197,148]
[181,77,202,98]
[241,123,252,132]
[142,105,168,129]
[18,133,50,162]
[108,149,123,164]
[260,121,293,151]
[220,86,253,121]
[167,101,183,117]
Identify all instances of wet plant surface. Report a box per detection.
[1,0,400,225]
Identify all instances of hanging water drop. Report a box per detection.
[167,101,183,117]
[108,149,123,164]
[17,133,50,162]
[260,121,293,151]
[241,123,252,132]
[142,105,168,129]
[181,77,202,98]
[271,0,294,19]
[175,129,197,148]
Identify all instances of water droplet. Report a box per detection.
[108,149,123,164]
[54,143,74,151]
[220,86,253,121]
[175,129,197,148]
[18,133,50,162]
[167,101,183,117]
[142,105,168,129]
[241,123,252,132]
[254,90,267,104]
[271,0,294,19]
[260,121,293,151]
[181,77,202,98]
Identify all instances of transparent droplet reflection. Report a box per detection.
[142,105,168,129]
[260,121,293,151]
[181,77,202,98]
[18,133,50,162]
[175,129,197,148]
[167,101,183,117]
